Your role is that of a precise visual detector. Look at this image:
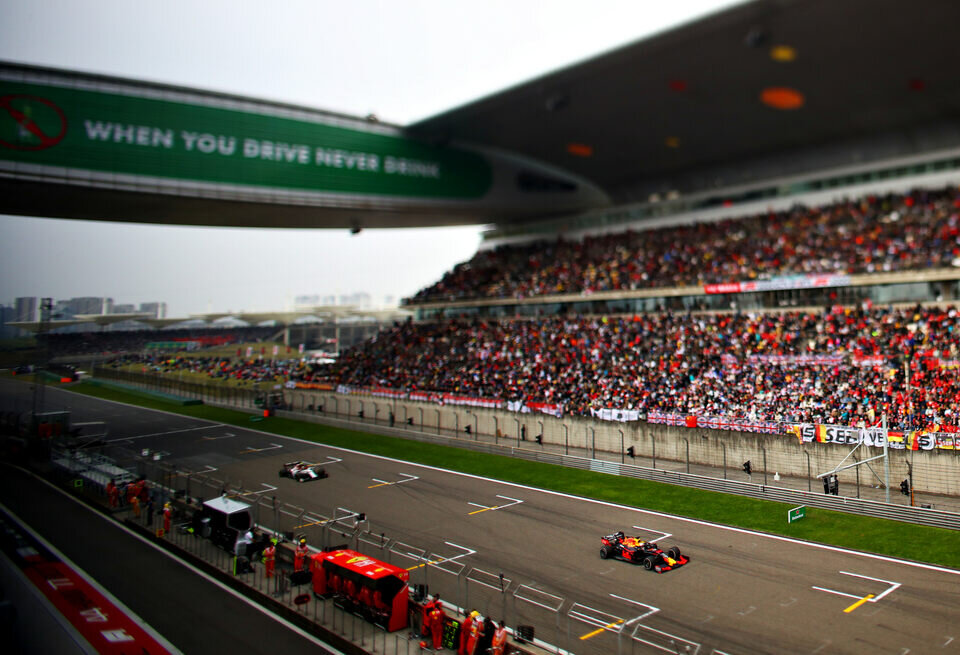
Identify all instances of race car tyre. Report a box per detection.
[296,475,306,483]
[600,545,612,559]
[642,556,655,570]
[667,546,681,560]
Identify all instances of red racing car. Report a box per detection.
[600,531,689,572]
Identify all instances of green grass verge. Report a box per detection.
[70,381,960,570]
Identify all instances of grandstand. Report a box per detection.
[6,0,960,444]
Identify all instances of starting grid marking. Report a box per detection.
[368,473,419,489]
[574,594,701,654]
[405,542,476,572]
[239,443,283,454]
[631,525,673,542]
[812,571,902,613]
[201,432,236,441]
[106,423,222,443]
[574,595,659,641]
[467,495,523,515]
[174,465,217,477]
[228,483,277,498]
[291,507,362,531]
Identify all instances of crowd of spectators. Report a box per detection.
[409,187,960,303]
[107,349,313,386]
[320,305,960,431]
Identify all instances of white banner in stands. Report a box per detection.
[590,408,641,422]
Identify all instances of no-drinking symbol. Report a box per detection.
[0,95,68,151]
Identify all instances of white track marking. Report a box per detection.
[56,387,960,577]
[813,571,901,602]
[176,465,217,476]
[369,472,419,488]
[107,423,221,443]
[467,494,523,515]
[239,443,283,453]
[608,593,659,621]
[631,526,673,541]
[406,541,476,572]
[201,433,236,441]
[230,483,277,498]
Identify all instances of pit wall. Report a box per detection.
[285,391,960,498]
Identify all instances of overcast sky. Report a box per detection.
[0,0,733,317]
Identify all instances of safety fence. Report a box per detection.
[310,414,960,531]
[49,444,735,655]
[83,367,960,529]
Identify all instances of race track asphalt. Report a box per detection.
[2,380,959,655]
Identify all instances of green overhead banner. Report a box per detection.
[0,79,492,199]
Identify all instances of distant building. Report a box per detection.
[112,303,136,314]
[67,297,112,315]
[14,296,37,322]
[321,295,337,305]
[294,294,321,307]
[53,300,72,319]
[339,292,371,308]
[0,304,19,338]
[139,302,167,319]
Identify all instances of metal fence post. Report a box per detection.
[762,446,768,486]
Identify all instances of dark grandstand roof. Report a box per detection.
[410,0,960,205]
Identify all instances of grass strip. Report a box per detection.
[70,381,960,570]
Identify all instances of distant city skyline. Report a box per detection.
[5,289,395,322]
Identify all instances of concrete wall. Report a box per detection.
[286,391,960,497]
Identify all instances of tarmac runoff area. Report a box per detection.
[1,380,959,655]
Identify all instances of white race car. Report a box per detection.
[278,460,329,482]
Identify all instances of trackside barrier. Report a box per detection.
[88,370,960,529]
[464,568,512,627]
[567,602,626,653]
[276,407,960,531]
[627,622,702,655]
[513,585,564,654]
[55,442,731,655]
